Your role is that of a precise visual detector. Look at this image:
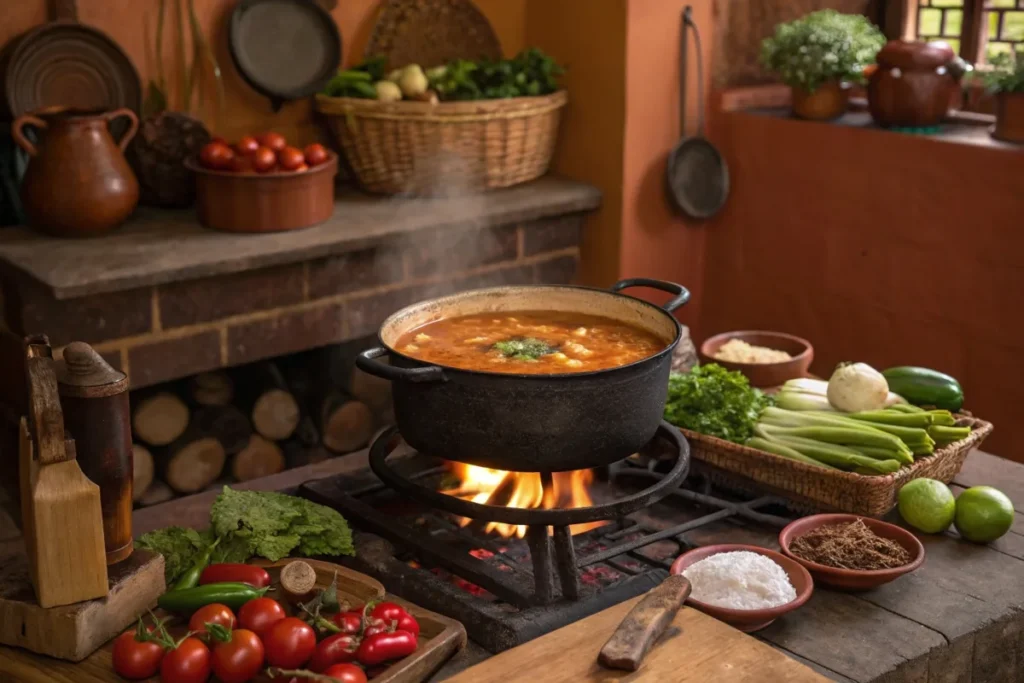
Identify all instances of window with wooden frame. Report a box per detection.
[910,0,1024,64]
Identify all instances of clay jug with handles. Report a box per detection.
[12,107,140,238]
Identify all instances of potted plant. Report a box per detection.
[761,10,885,121]
[982,51,1024,144]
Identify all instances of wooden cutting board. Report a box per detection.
[445,596,828,683]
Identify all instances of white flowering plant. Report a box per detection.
[760,10,886,93]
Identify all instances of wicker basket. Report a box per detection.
[681,415,993,517]
[314,91,567,196]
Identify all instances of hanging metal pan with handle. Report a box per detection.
[666,6,729,219]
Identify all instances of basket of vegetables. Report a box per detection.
[314,49,567,196]
[664,363,993,517]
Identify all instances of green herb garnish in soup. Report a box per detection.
[492,337,556,361]
[394,311,666,375]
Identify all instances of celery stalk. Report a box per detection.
[746,437,836,469]
[847,410,933,428]
[927,410,956,426]
[776,390,836,412]
[928,425,970,443]
[766,435,903,474]
[888,403,925,414]
[756,422,911,457]
[782,378,829,395]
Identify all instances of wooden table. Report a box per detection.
[1,449,1022,682]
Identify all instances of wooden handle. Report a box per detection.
[52,0,78,21]
[11,115,47,157]
[105,108,139,152]
[598,575,692,671]
[24,339,69,465]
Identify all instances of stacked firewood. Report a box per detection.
[131,339,393,506]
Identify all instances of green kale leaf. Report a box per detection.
[137,526,205,585]
[493,337,556,361]
[664,364,773,443]
[292,498,355,558]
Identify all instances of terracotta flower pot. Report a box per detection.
[993,92,1024,144]
[790,81,849,121]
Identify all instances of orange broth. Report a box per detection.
[394,311,667,374]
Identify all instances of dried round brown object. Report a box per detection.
[789,518,911,571]
[279,560,318,603]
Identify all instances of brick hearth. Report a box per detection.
[0,178,600,388]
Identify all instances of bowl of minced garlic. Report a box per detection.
[700,331,813,387]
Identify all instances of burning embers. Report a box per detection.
[442,463,605,538]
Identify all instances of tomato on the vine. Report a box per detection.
[237,596,286,638]
[264,617,317,669]
[111,629,165,680]
[209,627,264,683]
[303,143,329,167]
[309,633,360,672]
[159,636,210,683]
[188,603,235,636]
[369,602,420,637]
[323,663,369,683]
[331,610,363,635]
[258,132,287,152]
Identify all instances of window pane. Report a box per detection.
[944,9,964,35]
[989,11,1001,36]
[988,0,1014,8]
[1003,11,1024,38]
[919,8,943,34]
[986,41,1012,60]
[932,0,962,6]
[944,38,961,53]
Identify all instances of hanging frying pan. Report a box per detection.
[666,6,729,219]
[229,0,342,112]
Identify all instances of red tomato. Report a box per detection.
[112,630,165,680]
[309,633,360,672]
[159,637,210,683]
[356,630,417,666]
[303,143,329,167]
[331,611,363,635]
[187,603,235,636]
[199,564,270,588]
[264,617,317,669]
[251,146,277,173]
[362,618,388,638]
[199,142,234,170]
[237,597,286,638]
[230,154,253,173]
[258,132,287,152]
[210,136,227,145]
[323,663,368,683]
[235,135,260,156]
[210,628,264,683]
[277,146,305,171]
[369,602,420,637]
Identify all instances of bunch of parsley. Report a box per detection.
[663,364,773,443]
[138,487,354,584]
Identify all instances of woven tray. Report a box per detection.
[315,90,567,195]
[680,415,993,517]
[365,0,502,69]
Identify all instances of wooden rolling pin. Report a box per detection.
[598,574,692,671]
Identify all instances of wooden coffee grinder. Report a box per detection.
[19,336,108,608]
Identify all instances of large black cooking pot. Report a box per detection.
[356,278,689,472]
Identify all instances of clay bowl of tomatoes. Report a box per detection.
[187,132,338,233]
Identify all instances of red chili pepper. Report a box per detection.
[368,602,420,638]
[308,633,360,672]
[199,564,271,588]
[356,630,417,666]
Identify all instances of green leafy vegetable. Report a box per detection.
[141,489,355,584]
[138,526,206,585]
[493,337,556,361]
[425,48,564,101]
[663,364,774,443]
[977,51,1024,95]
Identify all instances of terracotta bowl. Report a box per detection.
[699,331,813,388]
[779,514,925,591]
[669,544,814,633]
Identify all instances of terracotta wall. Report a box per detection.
[2,0,526,146]
[701,112,1024,460]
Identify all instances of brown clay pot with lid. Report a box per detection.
[12,107,140,238]
[868,40,969,127]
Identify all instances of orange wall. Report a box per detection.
[701,112,1024,460]
[525,0,628,289]
[3,0,526,146]
[619,0,714,329]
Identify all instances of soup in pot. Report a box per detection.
[393,311,667,374]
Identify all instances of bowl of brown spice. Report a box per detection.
[779,514,925,591]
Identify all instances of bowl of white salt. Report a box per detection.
[669,544,813,632]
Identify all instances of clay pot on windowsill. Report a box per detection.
[993,92,1024,144]
[790,81,849,121]
[867,40,969,128]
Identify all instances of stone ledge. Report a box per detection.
[0,177,601,300]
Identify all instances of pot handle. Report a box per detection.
[11,115,47,157]
[356,347,446,383]
[105,108,140,152]
[610,278,691,313]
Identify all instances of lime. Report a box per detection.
[954,486,1015,543]
[898,478,956,533]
